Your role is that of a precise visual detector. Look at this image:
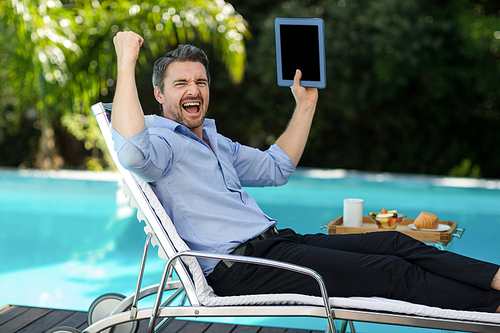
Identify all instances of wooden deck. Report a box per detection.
[0,304,324,333]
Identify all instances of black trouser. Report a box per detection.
[207,229,500,312]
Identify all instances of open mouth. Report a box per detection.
[182,101,201,114]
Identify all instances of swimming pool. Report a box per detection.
[1,168,499,332]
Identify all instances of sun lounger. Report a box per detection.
[47,102,500,333]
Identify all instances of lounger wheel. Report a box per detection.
[43,326,82,333]
[87,293,138,333]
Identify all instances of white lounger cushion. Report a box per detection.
[136,177,500,325]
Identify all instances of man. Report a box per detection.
[111,31,500,313]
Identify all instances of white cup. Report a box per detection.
[343,198,364,227]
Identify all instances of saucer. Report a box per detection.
[408,223,451,232]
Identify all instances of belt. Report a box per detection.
[220,227,278,269]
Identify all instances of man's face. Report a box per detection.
[155,61,210,134]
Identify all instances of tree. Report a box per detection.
[0,0,249,169]
[212,0,500,178]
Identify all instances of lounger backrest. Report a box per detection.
[91,102,333,309]
[91,102,206,306]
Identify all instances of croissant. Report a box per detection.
[414,211,439,229]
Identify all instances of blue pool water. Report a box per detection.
[1,168,499,332]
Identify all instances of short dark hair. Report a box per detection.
[152,44,211,92]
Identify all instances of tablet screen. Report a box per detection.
[275,18,326,89]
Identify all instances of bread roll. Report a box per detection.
[414,211,439,229]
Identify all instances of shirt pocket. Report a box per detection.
[218,154,250,204]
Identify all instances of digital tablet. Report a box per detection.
[275,17,326,89]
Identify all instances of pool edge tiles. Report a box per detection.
[0,167,122,182]
[296,167,500,190]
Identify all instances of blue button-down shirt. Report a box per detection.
[112,116,295,275]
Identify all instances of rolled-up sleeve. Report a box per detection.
[266,143,296,185]
[111,126,172,182]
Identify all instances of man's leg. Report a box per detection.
[300,231,500,290]
[207,229,500,312]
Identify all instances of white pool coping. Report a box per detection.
[0,167,121,182]
[296,168,500,190]
[2,167,500,190]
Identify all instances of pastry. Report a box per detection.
[414,211,439,229]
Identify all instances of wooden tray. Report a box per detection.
[327,216,458,244]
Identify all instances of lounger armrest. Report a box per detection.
[175,250,328,295]
[155,250,335,331]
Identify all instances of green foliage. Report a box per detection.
[209,0,500,178]
[449,158,482,178]
[3,0,500,179]
[0,0,249,169]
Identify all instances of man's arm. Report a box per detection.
[275,70,319,166]
[111,31,146,138]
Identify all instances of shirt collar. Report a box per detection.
[145,115,216,139]
[145,115,214,130]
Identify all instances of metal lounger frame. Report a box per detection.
[88,102,500,333]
